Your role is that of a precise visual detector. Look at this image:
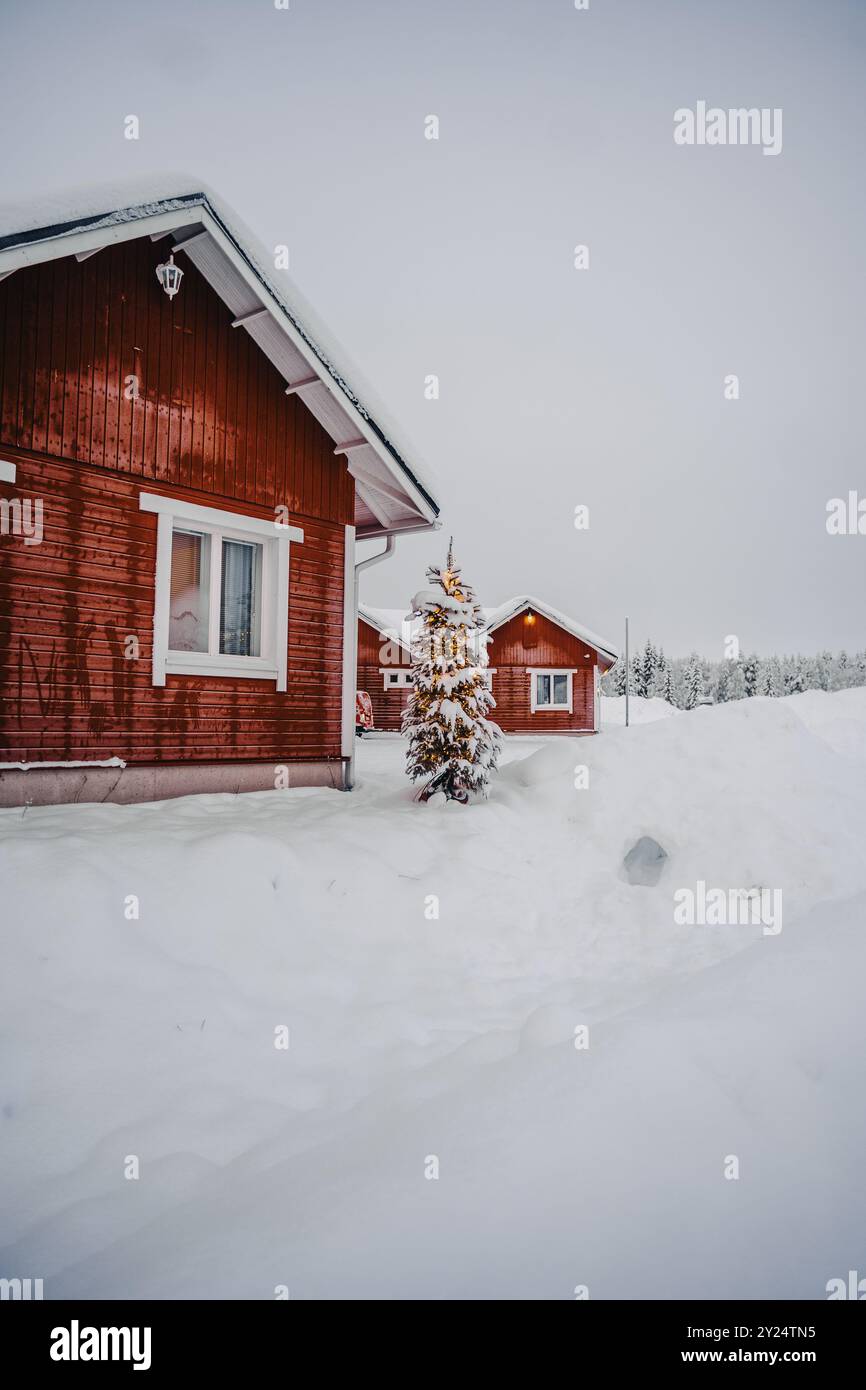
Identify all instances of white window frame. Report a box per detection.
[379,668,414,691]
[528,668,575,713]
[140,492,303,689]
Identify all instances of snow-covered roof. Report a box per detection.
[359,595,619,666]
[482,596,619,664]
[358,604,413,656]
[0,175,440,539]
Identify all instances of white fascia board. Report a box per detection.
[0,206,203,276]
[139,491,303,542]
[356,517,442,542]
[195,207,438,528]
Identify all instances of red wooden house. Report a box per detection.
[0,183,439,805]
[357,595,616,734]
[357,604,413,731]
[482,597,617,734]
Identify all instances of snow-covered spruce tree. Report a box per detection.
[402,542,502,802]
[652,648,669,698]
[640,640,656,698]
[608,657,627,696]
[727,661,747,701]
[630,653,645,698]
[683,653,704,709]
[785,657,806,695]
[662,662,675,705]
[760,657,781,696]
[743,651,760,697]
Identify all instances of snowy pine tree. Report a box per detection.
[630,654,646,698]
[743,652,760,697]
[683,654,704,710]
[609,658,627,696]
[785,656,806,695]
[727,661,747,700]
[831,651,850,691]
[662,662,675,704]
[402,542,502,802]
[640,640,656,699]
[760,658,781,696]
[651,648,669,698]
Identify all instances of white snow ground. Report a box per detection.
[1,691,864,1299]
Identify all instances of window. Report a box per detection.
[380,669,414,690]
[529,668,574,712]
[140,493,303,688]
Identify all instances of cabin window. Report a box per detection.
[140,492,303,689]
[380,669,414,690]
[529,669,574,713]
[169,530,211,653]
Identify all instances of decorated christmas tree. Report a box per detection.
[402,541,502,802]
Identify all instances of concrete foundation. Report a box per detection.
[0,759,348,808]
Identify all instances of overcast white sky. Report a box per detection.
[1,0,864,656]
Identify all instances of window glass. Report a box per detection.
[169,529,210,652]
[220,539,262,656]
[536,673,551,706]
[553,674,569,705]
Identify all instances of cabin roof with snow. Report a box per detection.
[0,179,439,539]
[358,604,413,657]
[482,596,618,665]
[358,595,619,668]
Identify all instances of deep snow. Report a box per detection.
[1,691,864,1298]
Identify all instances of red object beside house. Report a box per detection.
[0,185,439,805]
[355,690,374,733]
[357,596,617,734]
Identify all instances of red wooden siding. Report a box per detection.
[488,611,598,733]
[357,617,411,731]
[0,240,355,769]
[0,452,346,763]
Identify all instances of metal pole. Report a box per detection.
[625,616,630,728]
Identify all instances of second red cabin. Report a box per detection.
[357,596,617,735]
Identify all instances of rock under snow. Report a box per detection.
[623,834,669,886]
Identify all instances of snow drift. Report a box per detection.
[1,690,864,1297]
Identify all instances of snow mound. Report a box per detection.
[601,694,679,724]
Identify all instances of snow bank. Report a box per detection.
[601,694,679,725]
[1,691,864,1296]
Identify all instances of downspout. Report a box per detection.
[344,535,397,790]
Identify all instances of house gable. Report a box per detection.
[488,610,599,671]
[0,239,354,524]
[0,187,439,539]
